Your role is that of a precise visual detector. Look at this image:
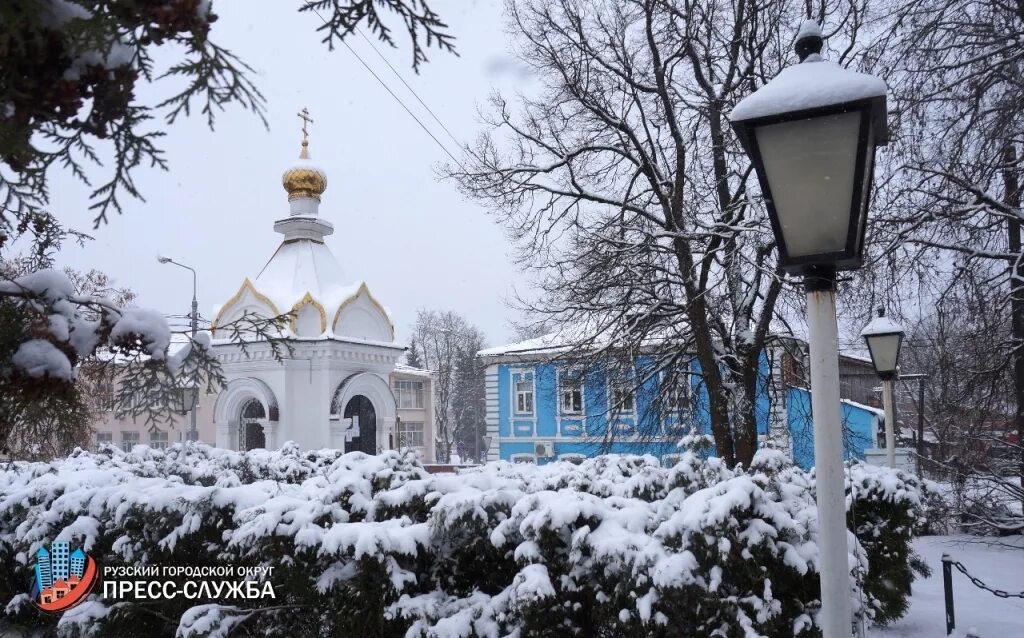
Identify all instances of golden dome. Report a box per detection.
[282,140,327,201]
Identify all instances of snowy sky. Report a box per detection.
[45,0,531,346]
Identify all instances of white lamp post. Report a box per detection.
[861,308,905,468]
[730,20,888,638]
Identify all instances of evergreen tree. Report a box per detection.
[405,336,424,369]
[452,337,486,461]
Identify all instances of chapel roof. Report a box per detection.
[211,110,395,343]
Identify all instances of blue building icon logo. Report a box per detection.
[30,540,98,613]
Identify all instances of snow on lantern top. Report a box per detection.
[730,22,888,142]
[859,313,904,337]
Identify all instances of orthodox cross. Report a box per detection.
[297,107,313,142]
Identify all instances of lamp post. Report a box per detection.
[729,20,888,638]
[860,308,905,468]
[158,255,199,443]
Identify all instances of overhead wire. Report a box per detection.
[354,27,464,151]
[307,7,467,171]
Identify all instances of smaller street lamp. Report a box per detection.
[861,307,905,468]
[176,386,199,416]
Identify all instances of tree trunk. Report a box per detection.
[1003,142,1024,508]
[733,348,761,468]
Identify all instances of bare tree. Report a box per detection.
[448,0,870,467]
[409,309,486,462]
[867,0,1024,509]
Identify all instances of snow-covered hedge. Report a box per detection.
[0,445,935,637]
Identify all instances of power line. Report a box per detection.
[308,7,466,171]
[355,27,464,151]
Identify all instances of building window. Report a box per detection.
[395,380,425,409]
[150,430,169,450]
[120,431,140,452]
[514,372,534,415]
[96,431,113,447]
[510,453,536,464]
[663,363,692,415]
[92,382,115,412]
[396,420,425,449]
[609,377,636,415]
[559,369,584,415]
[557,453,585,464]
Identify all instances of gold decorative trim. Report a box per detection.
[290,291,327,335]
[332,282,396,341]
[212,278,282,330]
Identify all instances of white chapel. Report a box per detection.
[206,111,434,458]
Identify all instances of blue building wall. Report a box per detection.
[787,386,876,470]
[494,354,774,465]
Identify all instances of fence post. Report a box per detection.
[942,553,955,635]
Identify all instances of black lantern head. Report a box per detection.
[729,21,888,276]
[176,386,199,415]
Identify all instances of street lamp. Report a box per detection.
[482,435,493,462]
[158,255,199,443]
[861,307,905,468]
[730,20,888,638]
[176,386,199,416]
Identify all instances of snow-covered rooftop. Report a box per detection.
[477,332,574,358]
[394,363,433,378]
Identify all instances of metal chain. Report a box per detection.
[951,560,1024,599]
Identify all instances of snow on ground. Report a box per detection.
[874,535,1024,638]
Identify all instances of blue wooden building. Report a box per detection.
[478,336,883,469]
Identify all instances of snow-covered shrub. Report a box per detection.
[0,445,933,637]
[844,462,937,625]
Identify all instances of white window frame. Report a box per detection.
[149,430,169,450]
[662,361,693,415]
[512,371,535,416]
[95,431,113,447]
[558,368,585,415]
[396,420,425,449]
[120,431,140,452]
[608,374,636,416]
[394,380,425,409]
[510,453,537,464]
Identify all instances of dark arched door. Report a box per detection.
[240,398,266,451]
[343,395,376,454]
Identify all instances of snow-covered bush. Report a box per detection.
[844,463,937,625]
[0,445,934,637]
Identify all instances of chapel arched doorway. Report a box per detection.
[239,398,266,451]
[343,395,376,454]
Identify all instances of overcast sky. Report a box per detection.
[46,0,531,347]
